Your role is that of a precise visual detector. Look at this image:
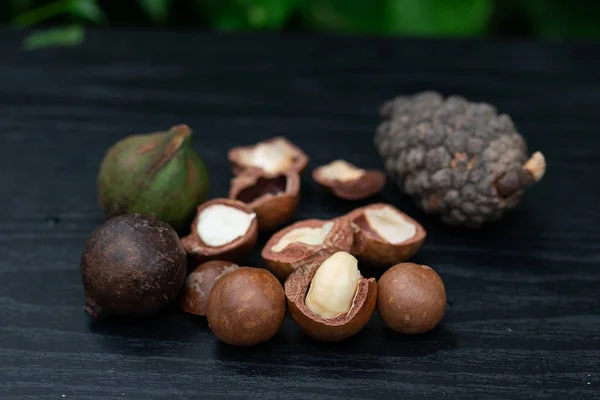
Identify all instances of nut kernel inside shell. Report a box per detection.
[196,204,256,247]
[305,251,360,319]
[318,160,366,182]
[363,206,416,244]
[271,221,334,252]
[238,139,296,174]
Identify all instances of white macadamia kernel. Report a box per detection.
[239,139,295,174]
[305,251,360,319]
[318,160,365,182]
[271,222,334,252]
[365,206,416,244]
[196,204,256,247]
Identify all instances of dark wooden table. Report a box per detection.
[1,30,599,399]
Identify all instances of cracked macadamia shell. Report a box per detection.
[206,267,286,346]
[285,260,377,342]
[228,136,309,176]
[180,260,240,316]
[229,169,300,231]
[346,203,425,269]
[261,217,354,281]
[80,214,187,319]
[312,160,386,200]
[377,263,446,334]
[181,199,258,265]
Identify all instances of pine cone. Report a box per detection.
[374,91,546,227]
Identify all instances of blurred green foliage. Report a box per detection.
[4,0,600,49]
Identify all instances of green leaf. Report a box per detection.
[68,0,106,24]
[386,0,493,36]
[137,0,170,25]
[13,0,71,27]
[197,0,303,30]
[23,25,85,50]
[300,0,493,36]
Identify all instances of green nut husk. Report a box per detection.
[97,124,210,234]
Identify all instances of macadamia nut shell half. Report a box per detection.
[346,203,426,269]
[261,217,354,281]
[229,169,300,232]
[285,262,377,342]
[181,198,258,265]
[228,136,309,176]
[312,160,386,201]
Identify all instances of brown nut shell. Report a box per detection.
[377,263,446,334]
[261,217,354,281]
[206,267,286,346]
[346,203,426,269]
[181,198,258,265]
[228,136,309,176]
[180,260,240,316]
[285,263,377,342]
[312,160,386,201]
[229,169,300,232]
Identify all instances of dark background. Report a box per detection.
[1,29,599,398]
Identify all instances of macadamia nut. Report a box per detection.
[305,251,360,318]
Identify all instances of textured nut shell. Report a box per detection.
[285,263,377,342]
[206,267,286,346]
[81,214,187,319]
[229,170,300,232]
[261,217,354,281]
[346,203,426,269]
[377,263,446,334]
[313,168,386,201]
[181,198,258,265]
[228,136,309,176]
[180,260,240,316]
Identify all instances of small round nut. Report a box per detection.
[229,169,300,232]
[285,251,377,342]
[346,203,426,268]
[261,217,354,281]
[181,199,258,265]
[228,136,309,176]
[377,262,446,334]
[180,261,240,316]
[206,267,286,346]
[313,160,386,200]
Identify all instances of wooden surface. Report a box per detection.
[1,30,599,399]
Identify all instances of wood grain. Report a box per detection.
[0,30,599,399]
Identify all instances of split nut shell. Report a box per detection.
[261,217,354,281]
[229,169,300,232]
[346,203,426,269]
[181,198,258,265]
[313,160,386,200]
[228,136,309,176]
[285,260,377,342]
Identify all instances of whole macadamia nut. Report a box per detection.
[377,263,446,334]
[206,267,285,346]
[180,261,240,316]
[80,214,187,319]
